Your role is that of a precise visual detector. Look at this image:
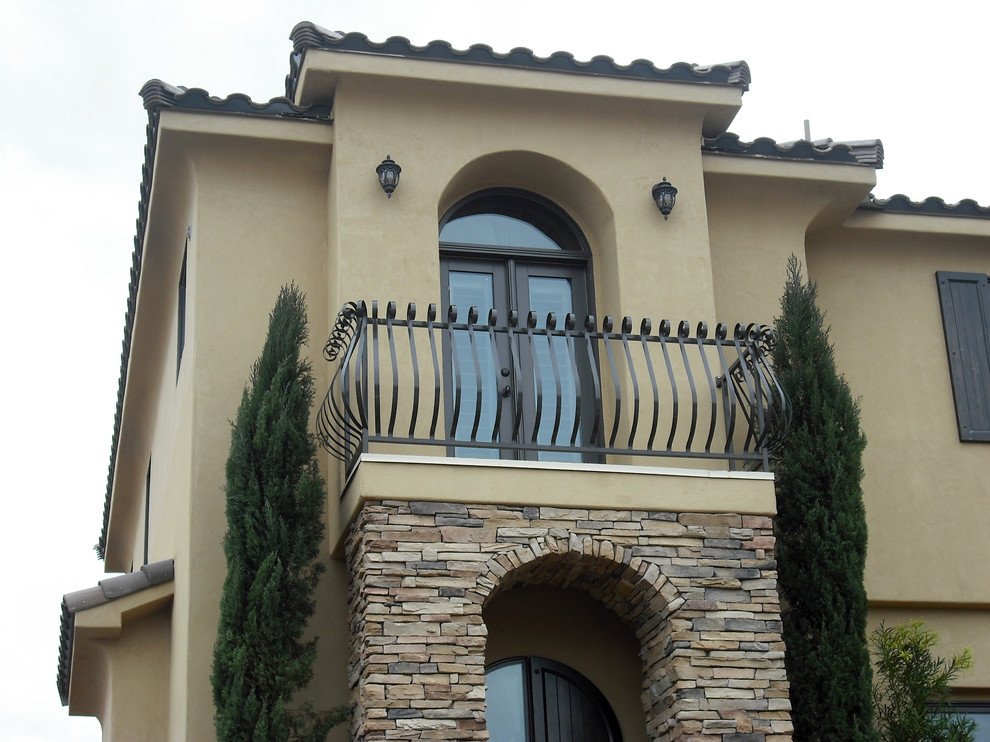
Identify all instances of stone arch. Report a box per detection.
[345,502,790,741]
[469,535,688,741]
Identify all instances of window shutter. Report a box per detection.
[936,271,990,441]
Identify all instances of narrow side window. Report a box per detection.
[144,458,151,566]
[936,271,990,441]
[177,238,188,379]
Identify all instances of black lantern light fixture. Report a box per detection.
[651,177,677,220]
[376,155,401,198]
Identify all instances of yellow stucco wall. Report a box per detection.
[317,56,732,331]
[809,212,990,692]
[808,213,990,605]
[69,584,173,739]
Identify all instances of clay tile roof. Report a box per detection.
[138,79,332,119]
[286,22,751,97]
[57,560,175,706]
[860,193,990,219]
[703,133,884,169]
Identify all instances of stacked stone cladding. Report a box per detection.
[346,499,793,741]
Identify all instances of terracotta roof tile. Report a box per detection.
[860,193,990,218]
[287,22,751,99]
[139,79,332,119]
[703,133,884,168]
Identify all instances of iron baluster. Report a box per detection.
[583,314,603,446]
[427,304,441,439]
[487,309,502,445]
[386,302,399,438]
[620,317,640,449]
[525,312,544,445]
[406,303,420,439]
[564,313,582,447]
[602,316,622,448]
[507,311,525,445]
[466,306,485,443]
[639,318,661,451]
[695,322,718,454]
[658,320,678,451]
[446,305,463,443]
[371,301,382,437]
[713,323,739,456]
[544,312,564,447]
[676,321,699,452]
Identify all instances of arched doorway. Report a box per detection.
[483,584,647,742]
[487,656,623,742]
[439,189,597,461]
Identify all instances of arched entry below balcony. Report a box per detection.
[468,536,687,742]
[485,586,643,742]
[344,501,790,741]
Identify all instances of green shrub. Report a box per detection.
[872,619,975,742]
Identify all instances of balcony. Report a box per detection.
[317,301,790,477]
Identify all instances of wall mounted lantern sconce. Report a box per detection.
[651,177,677,220]
[376,155,401,198]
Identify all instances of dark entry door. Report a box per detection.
[486,657,623,742]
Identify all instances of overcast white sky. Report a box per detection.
[1,1,987,739]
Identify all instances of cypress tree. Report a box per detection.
[212,284,344,741]
[771,256,875,740]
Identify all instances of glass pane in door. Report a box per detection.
[529,276,582,463]
[486,661,530,742]
[448,270,500,458]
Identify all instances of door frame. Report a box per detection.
[439,189,598,460]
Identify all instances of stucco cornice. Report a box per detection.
[334,454,776,558]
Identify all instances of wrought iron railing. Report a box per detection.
[317,300,790,475]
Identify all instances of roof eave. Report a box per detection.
[287,22,751,106]
[58,560,175,708]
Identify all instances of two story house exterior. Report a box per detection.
[58,22,990,741]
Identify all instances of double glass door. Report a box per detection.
[440,191,595,461]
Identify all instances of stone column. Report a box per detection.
[346,501,489,740]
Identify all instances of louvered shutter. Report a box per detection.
[936,271,990,441]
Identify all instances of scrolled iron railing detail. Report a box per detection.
[323,301,362,362]
[317,300,791,475]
